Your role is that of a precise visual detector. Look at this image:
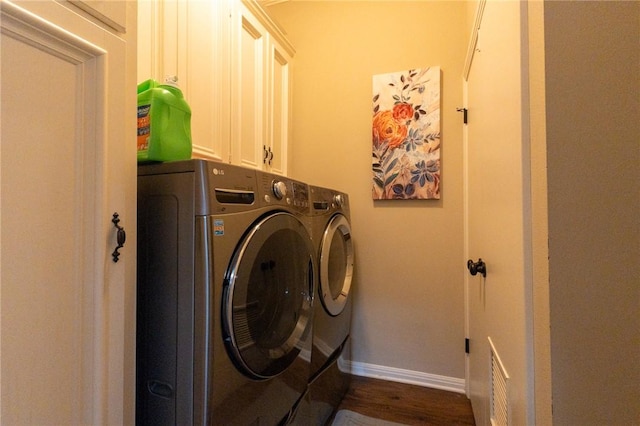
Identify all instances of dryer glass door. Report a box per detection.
[223,212,314,379]
[319,214,354,316]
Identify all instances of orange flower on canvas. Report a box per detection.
[392,103,414,123]
[373,110,408,149]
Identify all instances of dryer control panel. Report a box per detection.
[310,185,350,218]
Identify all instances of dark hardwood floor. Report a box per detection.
[334,375,475,425]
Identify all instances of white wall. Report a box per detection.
[269,1,469,386]
[544,2,640,424]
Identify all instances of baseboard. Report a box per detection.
[341,359,466,394]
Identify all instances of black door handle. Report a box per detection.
[112,212,126,262]
[467,258,487,277]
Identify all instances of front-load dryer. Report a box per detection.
[136,159,315,425]
[290,185,354,424]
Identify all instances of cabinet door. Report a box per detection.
[137,0,163,83]
[266,36,292,176]
[138,0,231,163]
[183,0,231,162]
[0,1,136,424]
[231,2,267,170]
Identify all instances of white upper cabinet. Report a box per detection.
[138,0,294,175]
[232,1,293,175]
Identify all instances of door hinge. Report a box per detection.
[456,107,468,124]
[465,338,470,354]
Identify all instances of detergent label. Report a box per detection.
[213,219,224,236]
[137,104,151,151]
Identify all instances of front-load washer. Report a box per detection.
[290,185,354,424]
[136,159,315,425]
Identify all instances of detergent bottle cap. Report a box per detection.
[163,75,180,88]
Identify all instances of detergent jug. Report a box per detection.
[137,77,192,162]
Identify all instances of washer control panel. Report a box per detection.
[259,174,309,212]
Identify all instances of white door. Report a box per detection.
[0,0,136,423]
[464,1,533,425]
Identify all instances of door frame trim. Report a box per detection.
[463,0,486,81]
[462,0,486,400]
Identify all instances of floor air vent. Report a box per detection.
[489,337,509,426]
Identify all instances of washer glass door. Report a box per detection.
[319,213,354,316]
[223,212,314,379]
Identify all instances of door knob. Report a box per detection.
[467,258,487,277]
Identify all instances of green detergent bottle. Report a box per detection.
[137,77,192,162]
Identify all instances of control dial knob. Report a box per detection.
[272,180,288,200]
[333,194,344,207]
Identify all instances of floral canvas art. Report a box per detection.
[372,67,441,200]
